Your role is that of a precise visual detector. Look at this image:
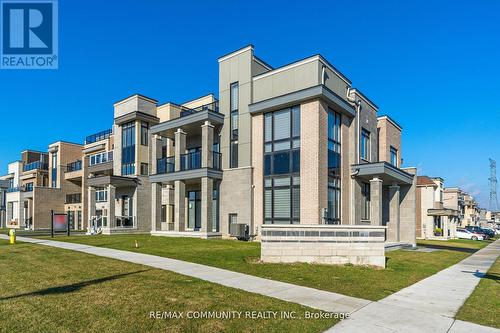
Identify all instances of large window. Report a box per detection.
[51,152,58,188]
[121,122,136,175]
[140,122,149,146]
[361,182,370,220]
[230,82,239,168]
[327,110,341,224]
[264,106,300,224]
[95,188,107,202]
[390,146,398,166]
[25,182,33,192]
[361,128,370,161]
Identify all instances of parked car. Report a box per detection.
[465,226,491,239]
[483,228,497,237]
[457,228,484,241]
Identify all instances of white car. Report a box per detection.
[456,228,484,241]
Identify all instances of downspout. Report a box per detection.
[346,87,362,225]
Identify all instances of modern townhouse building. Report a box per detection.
[462,193,480,227]
[3,151,48,229]
[416,176,459,239]
[84,94,159,234]
[149,45,417,244]
[443,187,465,224]
[0,178,8,227]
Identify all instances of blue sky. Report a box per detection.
[1,0,499,208]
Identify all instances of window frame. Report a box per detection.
[229,82,239,168]
[263,106,300,225]
[361,182,370,220]
[361,128,371,161]
[390,146,398,166]
[140,122,149,146]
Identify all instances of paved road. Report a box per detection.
[0,235,369,314]
[326,239,500,333]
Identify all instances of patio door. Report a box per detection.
[188,191,201,230]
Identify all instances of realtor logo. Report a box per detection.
[1,0,58,69]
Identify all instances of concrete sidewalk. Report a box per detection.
[0,234,369,314]
[327,239,500,333]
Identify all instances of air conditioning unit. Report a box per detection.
[230,223,249,241]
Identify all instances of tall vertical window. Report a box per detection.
[140,122,149,146]
[264,106,300,224]
[361,182,370,220]
[230,82,239,168]
[327,110,341,224]
[122,122,136,175]
[51,153,58,188]
[390,146,398,166]
[361,128,370,161]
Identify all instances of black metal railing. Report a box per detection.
[85,129,112,145]
[181,151,201,171]
[6,186,21,193]
[156,157,175,174]
[23,161,48,172]
[180,101,219,117]
[66,193,82,204]
[66,160,82,172]
[213,152,222,170]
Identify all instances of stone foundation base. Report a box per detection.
[261,224,387,268]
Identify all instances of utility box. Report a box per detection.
[230,223,249,240]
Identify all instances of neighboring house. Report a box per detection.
[148,45,417,244]
[3,161,25,228]
[462,193,480,227]
[416,176,459,239]
[0,178,8,228]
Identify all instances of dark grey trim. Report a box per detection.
[249,85,355,117]
[83,144,107,154]
[114,111,160,126]
[150,111,224,135]
[87,161,113,173]
[149,168,223,183]
[351,162,414,185]
[87,175,138,187]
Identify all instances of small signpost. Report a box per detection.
[50,210,70,238]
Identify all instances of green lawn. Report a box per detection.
[33,234,483,301]
[456,256,500,328]
[417,238,492,250]
[0,240,337,333]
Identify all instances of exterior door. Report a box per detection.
[188,191,201,230]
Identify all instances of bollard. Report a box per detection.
[9,229,16,245]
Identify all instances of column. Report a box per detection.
[174,129,186,172]
[174,180,185,231]
[388,184,401,242]
[201,121,214,168]
[151,182,162,232]
[443,216,449,238]
[88,187,96,231]
[107,185,115,228]
[370,177,383,226]
[200,177,213,235]
[151,134,162,175]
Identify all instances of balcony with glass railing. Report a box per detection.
[180,101,219,117]
[23,161,48,172]
[85,129,112,145]
[155,151,222,175]
[156,156,175,174]
[66,160,82,172]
